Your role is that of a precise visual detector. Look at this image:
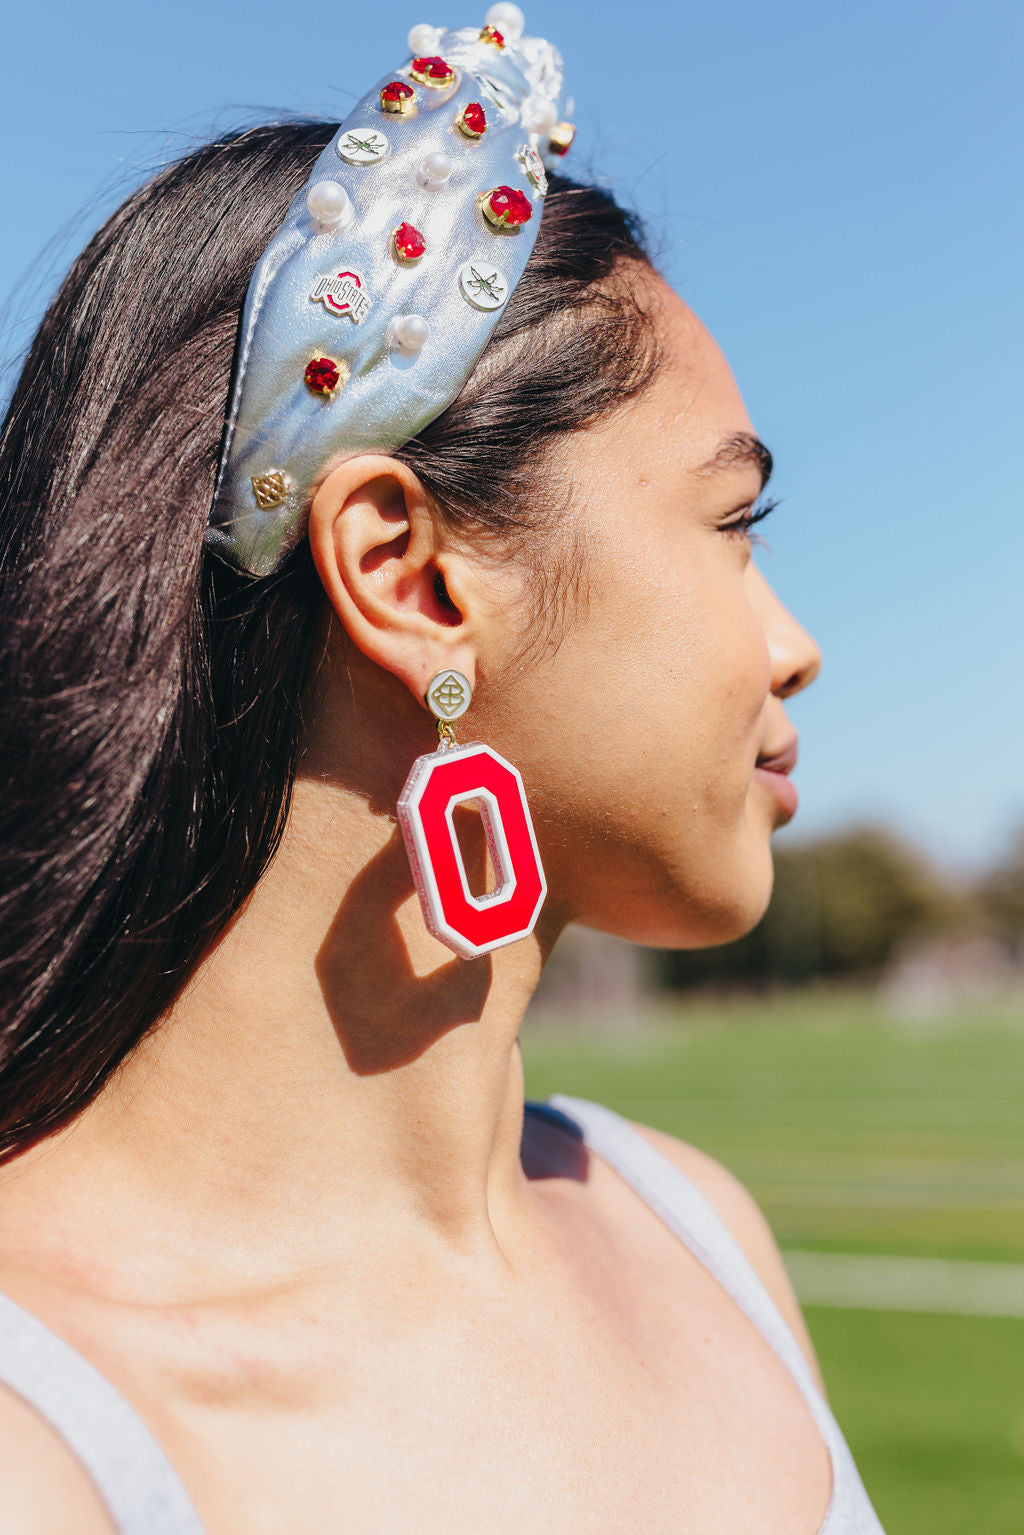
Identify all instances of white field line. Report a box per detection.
[763,1185,1024,1210]
[783,1250,1024,1319]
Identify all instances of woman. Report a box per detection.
[0,10,883,1533]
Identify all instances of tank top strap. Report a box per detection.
[0,1288,207,1534]
[542,1093,887,1535]
[544,1091,826,1401]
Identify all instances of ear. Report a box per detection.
[306,455,482,706]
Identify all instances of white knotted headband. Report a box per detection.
[204,8,575,578]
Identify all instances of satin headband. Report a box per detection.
[204,6,574,578]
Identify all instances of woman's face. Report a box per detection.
[475,274,822,948]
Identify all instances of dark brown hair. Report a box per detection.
[0,121,659,1160]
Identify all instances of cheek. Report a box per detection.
[484,524,777,943]
[599,532,770,787]
[509,527,770,836]
[687,585,773,798]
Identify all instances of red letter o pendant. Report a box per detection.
[397,743,547,959]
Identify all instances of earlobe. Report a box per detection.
[306,455,478,707]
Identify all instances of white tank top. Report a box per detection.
[0,1094,885,1533]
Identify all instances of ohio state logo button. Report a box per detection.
[397,742,546,959]
[310,269,372,324]
[458,259,509,311]
[336,128,390,164]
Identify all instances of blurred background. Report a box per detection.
[2,1,1021,1529]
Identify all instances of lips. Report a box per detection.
[755,736,798,775]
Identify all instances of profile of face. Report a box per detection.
[307,270,822,956]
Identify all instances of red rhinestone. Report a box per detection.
[381,80,414,104]
[304,357,341,396]
[412,54,454,83]
[461,101,487,136]
[393,221,426,261]
[479,23,504,46]
[484,185,533,228]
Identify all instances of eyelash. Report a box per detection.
[720,496,779,547]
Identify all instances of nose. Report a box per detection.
[749,565,822,700]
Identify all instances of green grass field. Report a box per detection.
[520,988,1024,1534]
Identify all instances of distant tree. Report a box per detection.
[659,822,971,991]
[976,822,1024,955]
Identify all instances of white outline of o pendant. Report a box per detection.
[397,742,547,959]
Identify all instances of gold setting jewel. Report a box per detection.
[303,355,350,397]
[548,121,576,156]
[251,471,290,509]
[380,81,416,115]
[454,102,487,139]
[410,56,456,88]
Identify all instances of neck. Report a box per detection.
[1,762,559,1302]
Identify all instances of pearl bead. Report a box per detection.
[520,95,557,134]
[485,2,524,40]
[407,22,440,54]
[306,181,351,230]
[420,151,453,185]
[407,22,440,53]
[391,314,430,352]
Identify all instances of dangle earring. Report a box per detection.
[396,669,547,959]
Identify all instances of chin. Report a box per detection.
[660,828,777,949]
[586,837,775,952]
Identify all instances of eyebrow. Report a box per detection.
[692,432,774,493]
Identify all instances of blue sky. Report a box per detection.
[2,0,1020,874]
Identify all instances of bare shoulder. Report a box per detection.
[626,1120,827,1395]
[0,1383,116,1533]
